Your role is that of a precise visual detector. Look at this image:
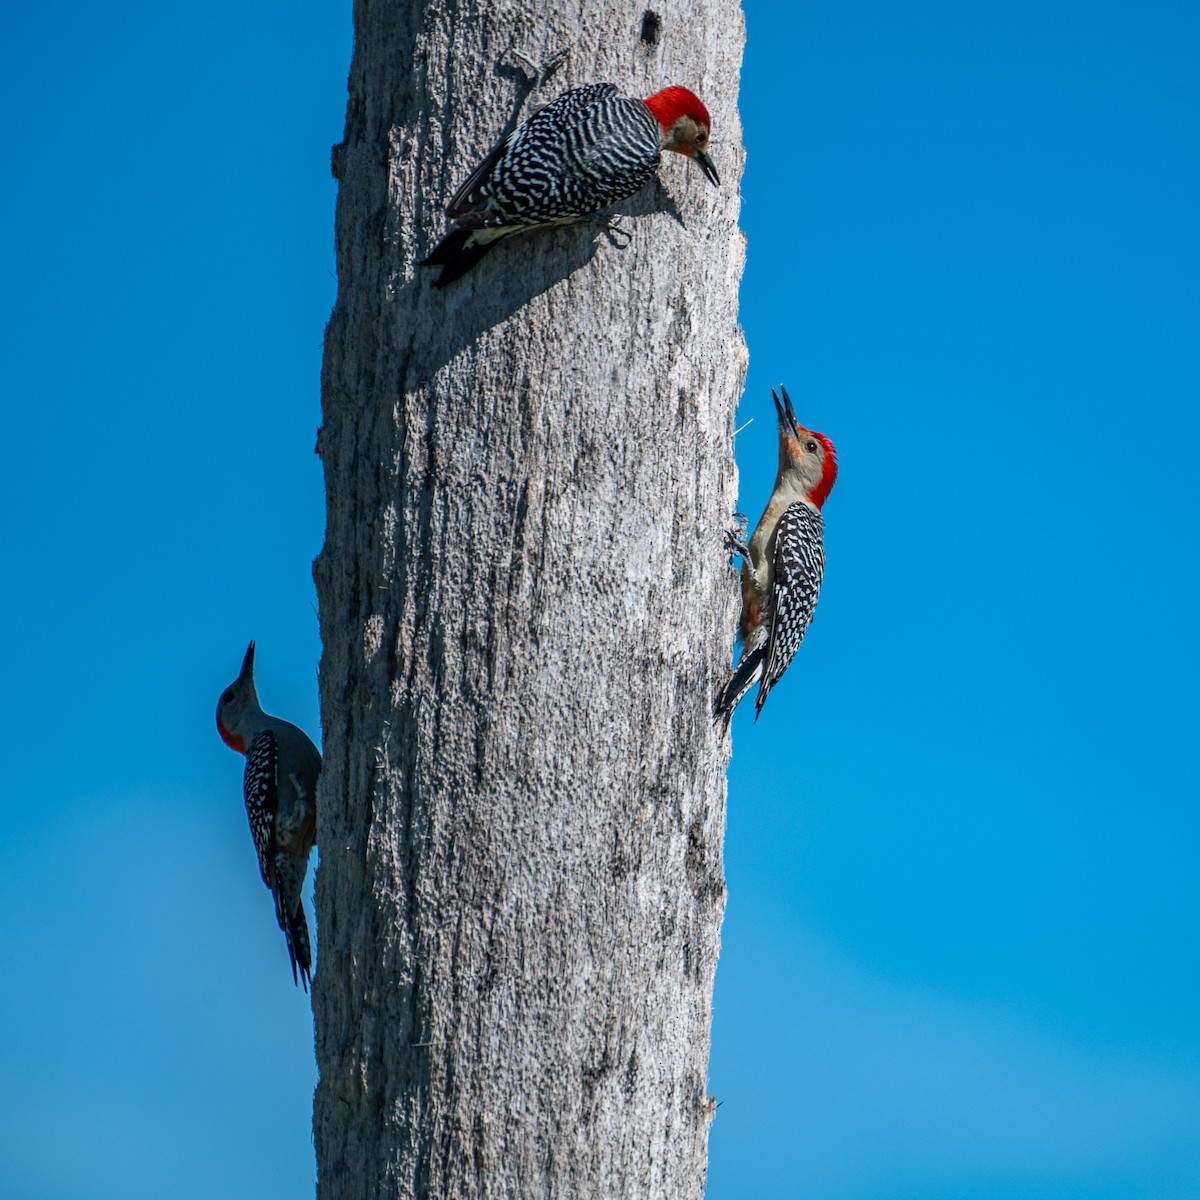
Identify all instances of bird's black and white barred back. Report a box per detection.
[243,727,314,990]
[243,730,279,888]
[757,502,826,716]
[713,503,826,725]
[450,85,663,230]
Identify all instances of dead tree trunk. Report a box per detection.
[313,2,746,1196]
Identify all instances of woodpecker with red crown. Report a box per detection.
[715,388,839,727]
[421,53,720,286]
[217,641,321,990]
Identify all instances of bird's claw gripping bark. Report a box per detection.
[512,47,570,112]
[578,215,632,247]
[724,513,750,560]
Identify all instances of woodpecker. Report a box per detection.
[421,78,719,286]
[715,388,838,727]
[216,641,321,989]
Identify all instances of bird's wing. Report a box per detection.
[243,730,279,889]
[757,503,825,716]
[445,84,620,220]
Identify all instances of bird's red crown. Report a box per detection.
[643,86,712,134]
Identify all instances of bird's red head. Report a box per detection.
[774,387,839,510]
[644,86,712,135]
[643,87,720,185]
[216,640,257,755]
[805,431,838,510]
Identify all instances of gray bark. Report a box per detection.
[313,2,746,1196]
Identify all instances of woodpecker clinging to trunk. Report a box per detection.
[715,388,838,727]
[421,57,720,286]
[216,641,320,989]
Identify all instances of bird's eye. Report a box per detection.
[221,689,234,706]
[805,440,818,453]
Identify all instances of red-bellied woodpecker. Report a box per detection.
[715,388,838,727]
[216,641,320,989]
[421,64,719,286]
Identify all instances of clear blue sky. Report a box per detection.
[2,2,1197,1197]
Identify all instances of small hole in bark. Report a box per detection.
[640,11,661,45]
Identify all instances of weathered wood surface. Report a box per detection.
[313,2,746,1195]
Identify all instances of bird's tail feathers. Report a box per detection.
[419,229,495,287]
[272,855,313,991]
[283,901,313,992]
[714,646,765,731]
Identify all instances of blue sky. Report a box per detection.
[2,2,1198,1197]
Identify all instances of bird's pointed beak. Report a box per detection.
[695,149,720,187]
[774,386,803,439]
[239,640,256,685]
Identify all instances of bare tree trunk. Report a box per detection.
[313,1,746,1196]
